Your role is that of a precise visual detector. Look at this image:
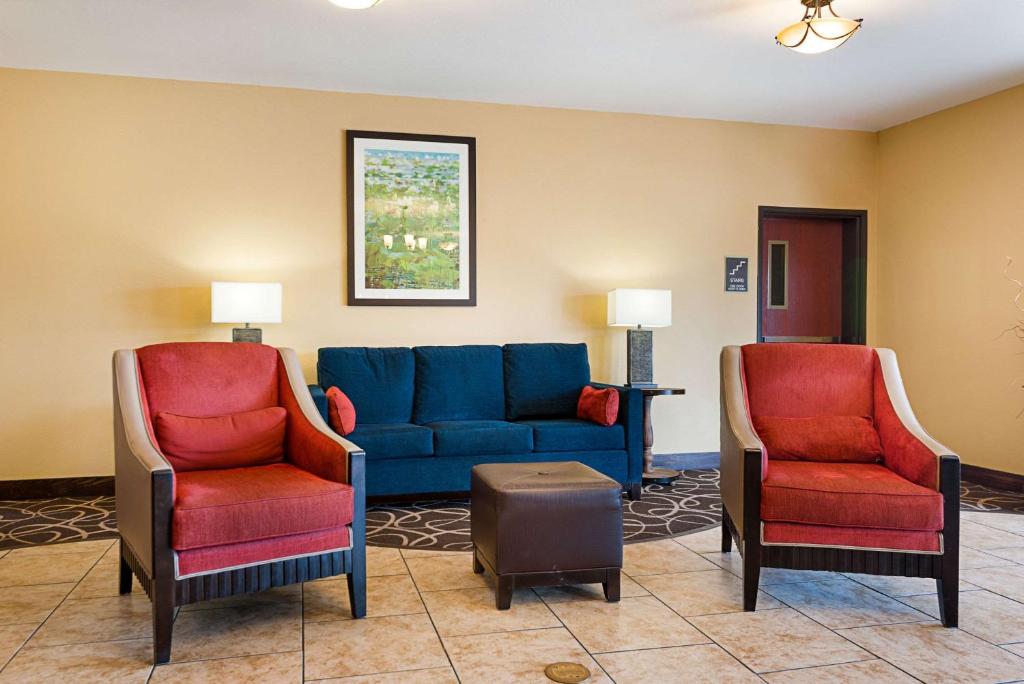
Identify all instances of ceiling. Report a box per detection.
[2,0,1023,131]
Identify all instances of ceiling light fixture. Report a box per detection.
[776,0,862,54]
[329,0,380,8]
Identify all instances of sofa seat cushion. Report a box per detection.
[428,420,533,458]
[347,423,434,461]
[413,346,506,423]
[318,347,415,424]
[518,419,625,452]
[172,463,354,551]
[176,527,351,577]
[761,461,943,531]
[503,343,591,419]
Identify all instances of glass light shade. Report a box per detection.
[211,282,282,324]
[607,289,672,328]
[329,0,380,8]
[777,16,862,54]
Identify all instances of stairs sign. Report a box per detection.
[725,257,748,292]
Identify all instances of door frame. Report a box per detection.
[756,206,868,345]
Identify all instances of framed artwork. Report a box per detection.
[346,130,476,306]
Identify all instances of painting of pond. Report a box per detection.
[347,131,476,306]
[362,149,461,291]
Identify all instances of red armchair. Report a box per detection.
[720,343,959,626]
[113,342,366,664]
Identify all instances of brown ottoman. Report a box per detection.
[470,461,623,609]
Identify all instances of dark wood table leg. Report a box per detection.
[641,392,681,484]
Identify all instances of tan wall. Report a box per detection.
[877,84,1024,475]
[0,68,879,480]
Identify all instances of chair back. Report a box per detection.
[740,343,875,419]
[135,342,281,418]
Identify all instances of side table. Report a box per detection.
[639,387,686,485]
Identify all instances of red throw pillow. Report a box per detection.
[326,386,356,436]
[153,406,286,471]
[577,386,619,427]
[753,415,884,463]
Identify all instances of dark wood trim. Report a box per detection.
[756,206,868,345]
[0,476,114,500]
[346,129,477,307]
[961,463,1024,494]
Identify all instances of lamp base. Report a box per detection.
[626,328,654,387]
[232,327,262,343]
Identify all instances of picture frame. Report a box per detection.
[346,130,477,306]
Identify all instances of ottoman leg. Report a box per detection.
[472,548,484,575]
[603,570,621,603]
[496,575,514,610]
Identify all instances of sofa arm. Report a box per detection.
[720,346,766,545]
[278,348,364,485]
[874,349,956,490]
[309,384,329,424]
[591,382,644,486]
[113,350,175,579]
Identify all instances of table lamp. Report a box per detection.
[608,289,672,387]
[211,281,282,343]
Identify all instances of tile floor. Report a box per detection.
[1,512,1024,682]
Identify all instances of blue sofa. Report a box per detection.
[308,343,643,500]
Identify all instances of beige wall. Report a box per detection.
[877,84,1024,475]
[0,68,879,480]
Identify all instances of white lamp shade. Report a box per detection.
[211,282,282,324]
[607,289,672,328]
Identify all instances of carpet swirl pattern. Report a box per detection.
[1,470,1023,551]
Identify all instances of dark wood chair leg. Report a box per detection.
[603,569,621,602]
[472,548,484,574]
[628,483,642,501]
[938,454,960,628]
[152,579,174,665]
[496,575,514,610]
[937,578,958,628]
[742,538,761,611]
[347,547,367,619]
[118,545,133,595]
[347,452,367,619]
[721,516,733,553]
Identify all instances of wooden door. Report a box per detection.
[760,217,843,342]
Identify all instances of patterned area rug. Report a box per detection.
[0,495,118,550]
[1,471,1023,552]
[366,469,722,552]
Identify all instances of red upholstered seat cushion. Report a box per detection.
[172,463,354,551]
[753,415,883,463]
[577,386,619,427]
[762,461,943,531]
[154,407,286,471]
[762,522,941,553]
[326,386,356,436]
[175,527,351,577]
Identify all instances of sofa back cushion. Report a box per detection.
[741,343,874,418]
[503,343,591,419]
[136,342,280,418]
[413,345,505,423]
[318,347,415,424]
[154,406,287,471]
